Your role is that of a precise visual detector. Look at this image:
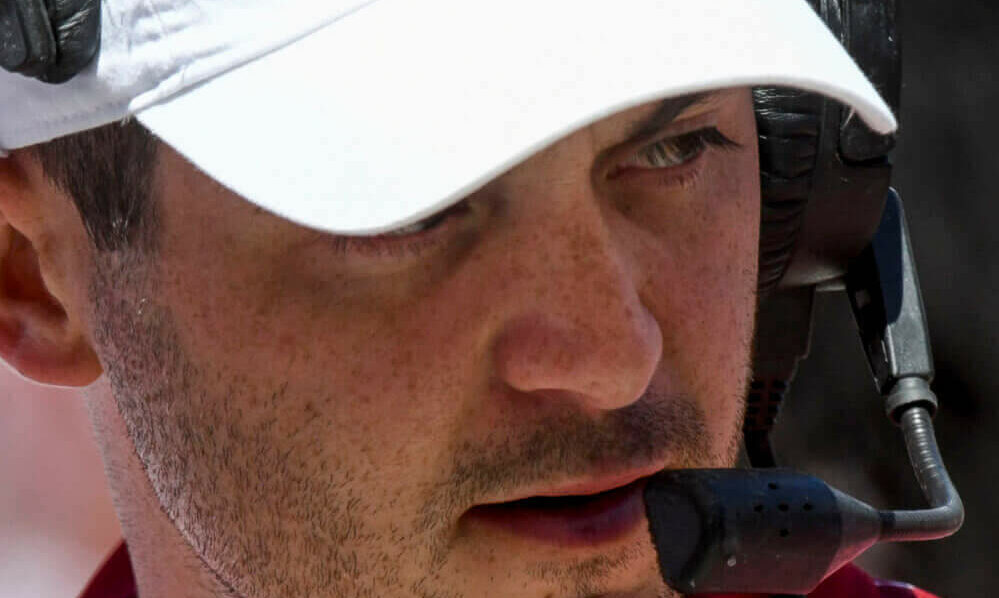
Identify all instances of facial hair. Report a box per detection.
[88,254,742,598]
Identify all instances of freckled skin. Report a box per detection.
[75,88,759,598]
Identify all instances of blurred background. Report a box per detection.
[1,0,996,596]
[0,367,120,597]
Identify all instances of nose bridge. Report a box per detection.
[537,206,640,329]
[491,183,664,412]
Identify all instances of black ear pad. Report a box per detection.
[0,0,101,83]
[754,87,824,295]
[747,0,899,467]
[754,0,899,295]
[44,0,101,83]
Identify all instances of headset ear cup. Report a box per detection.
[757,0,898,294]
[40,0,101,83]
[0,0,100,83]
[754,87,824,295]
[0,0,57,78]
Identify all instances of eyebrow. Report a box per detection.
[624,92,712,142]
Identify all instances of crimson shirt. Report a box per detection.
[78,541,939,598]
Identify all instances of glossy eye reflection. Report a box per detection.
[617,127,740,172]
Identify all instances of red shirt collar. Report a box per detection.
[78,540,935,598]
[77,542,136,598]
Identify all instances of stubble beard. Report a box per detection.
[88,253,746,598]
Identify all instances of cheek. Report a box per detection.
[153,163,488,485]
[156,242,482,482]
[637,149,760,451]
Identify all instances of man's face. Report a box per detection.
[85,87,759,597]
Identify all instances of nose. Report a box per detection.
[491,202,663,413]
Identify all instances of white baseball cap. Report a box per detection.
[0,0,897,235]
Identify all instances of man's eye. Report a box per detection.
[380,200,470,237]
[624,127,740,170]
[326,199,473,258]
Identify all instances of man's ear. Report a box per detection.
[0,153,102,387]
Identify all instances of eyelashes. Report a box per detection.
[331,126,741,257]
[611,127,740,176]
[326,200,470,256]
[377,199,472,238]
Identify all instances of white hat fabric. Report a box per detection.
[0,0,897,235]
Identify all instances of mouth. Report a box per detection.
[463,474,653,548]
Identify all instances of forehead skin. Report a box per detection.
[82,88,759,598]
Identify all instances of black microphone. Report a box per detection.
[643,191,963,595]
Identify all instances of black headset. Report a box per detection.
[749,0,902,468]
[0,0,99,83]
[0,0,964,596]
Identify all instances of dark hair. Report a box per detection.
[32,119,160,252]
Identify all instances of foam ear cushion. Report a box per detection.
[754,86,824,295]
[748,0,900,469]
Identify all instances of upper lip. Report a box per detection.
[483,462,665,505]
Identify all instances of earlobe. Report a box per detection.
[0,156,103,387]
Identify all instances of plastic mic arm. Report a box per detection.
[643,189,963,595]
[845,189,964,542]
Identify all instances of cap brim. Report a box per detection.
[136,0,897,235]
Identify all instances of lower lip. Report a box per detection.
[464,477,648,548]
